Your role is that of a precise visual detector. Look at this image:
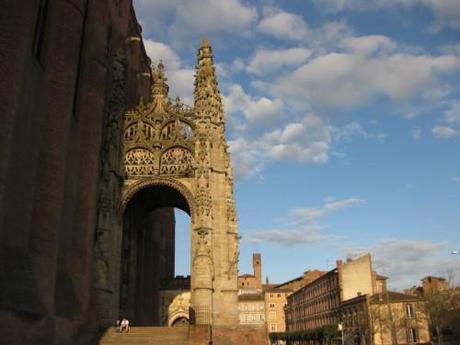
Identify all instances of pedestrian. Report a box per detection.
[120,318,130,333]
[116,319,121,332]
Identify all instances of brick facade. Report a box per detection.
[0,1,151,344]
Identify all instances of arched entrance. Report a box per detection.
[94,40,241,328]
[120,181,193,325]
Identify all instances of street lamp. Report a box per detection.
[338,323,344,345]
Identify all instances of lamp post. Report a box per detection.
[338,323,345,345]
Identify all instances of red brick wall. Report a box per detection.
[0,1,151,344]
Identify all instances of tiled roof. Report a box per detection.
[370,291,422,304]
[238,293,265,301]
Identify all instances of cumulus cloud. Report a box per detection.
[228,137,264,180]
[444,101,460,124]
[313,0,460,32]
[170,0,257,39]
[267,51,460,109]
[257,9,309,40]
[432,126,459,139]
[245,197,364,245]
[144,39,194,102]
[228,113,332,179]
[223,84,285,124]
[411,128,422,140]
[247,48,312,75]
[427,0,460,32]
[341,35,397,56]
[228,111,383,180]
[345,239,458,289]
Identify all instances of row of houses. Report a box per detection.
[236,253,443,345]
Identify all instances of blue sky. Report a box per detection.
[133,0,460,290]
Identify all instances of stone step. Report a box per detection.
[99,327,189,345]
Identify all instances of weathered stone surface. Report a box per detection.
[0,1,151,344]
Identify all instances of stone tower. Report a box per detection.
[112,39,239,327]
[253,253,262,285]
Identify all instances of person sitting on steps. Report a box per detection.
[120,318,130,333]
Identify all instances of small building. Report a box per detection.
[265,288,291,333]
[238,293,266,327]
[367,291,430,345]
[238,253,263,290]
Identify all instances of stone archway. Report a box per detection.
[95,40,240,328]
[119,180,195,325]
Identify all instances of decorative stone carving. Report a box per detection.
[159,147,194,176]
[94,49,127,291]
[124,148,156,176]
[119,40,240,326]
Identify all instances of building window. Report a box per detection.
[406,304,414,318]
[270,311,276,321]
[269,303,275,308]
[270,323,277,331]
[407,328,417,343]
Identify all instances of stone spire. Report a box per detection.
[151,60,169,113]
[194,38,224,124]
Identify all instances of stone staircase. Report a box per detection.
[99,327,189,345]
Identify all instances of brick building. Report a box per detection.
[283,255,431,345]
[238,253,263,290]
[0,1,154,343]
[238,293,266,327]
[265,288,291,333]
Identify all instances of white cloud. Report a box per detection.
[314,0,460,32]
[170,0,257,38]
[262,114,332,163]
[144,39,181,70]
[247,48,312,75]
[428,0,460,32]
[269,52,460,108]
[257,10,309,41]
[444,101,460,124]
[228,113,382,179]
[228,137,264,180]
[333,122,386,143]
[341,35,397,56]
[432,126,459,139]
[228,113,332,179]
[245,227,336,245]
[289,197,365,225]
[223,84,285,124]
[245,197,363,245]
[345,239,458,289]
[144,39,194,102]
[411,128,422,140]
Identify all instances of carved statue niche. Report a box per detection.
[192,229,214,286]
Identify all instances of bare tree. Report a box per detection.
[421,282,456,345]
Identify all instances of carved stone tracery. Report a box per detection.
[160,147,194,176]
[117,41,240,326]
